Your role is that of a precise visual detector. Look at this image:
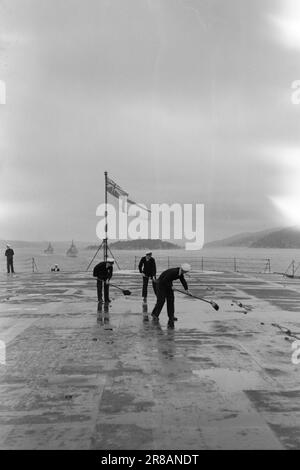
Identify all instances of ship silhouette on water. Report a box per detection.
[44,242,54,254]
[66,240,78,257]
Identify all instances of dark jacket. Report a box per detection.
[138,256,156,278]
[93,262,113,280]
[5,248,14,259]
[158,267,188,290]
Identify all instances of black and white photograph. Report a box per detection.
[1,0,300,453]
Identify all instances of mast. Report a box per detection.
[104,171,108,262]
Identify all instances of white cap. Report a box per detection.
[106,258,115,263]
[181,263,191,272]
[6,244,10,248]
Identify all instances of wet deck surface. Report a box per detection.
[0,270,300,449]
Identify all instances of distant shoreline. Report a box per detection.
[86,241,182,251]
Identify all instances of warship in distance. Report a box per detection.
[44,242,54,254]
[66,240,78,257]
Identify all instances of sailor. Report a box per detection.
[138,252,157,301]
[5,244,15,274]
[151,263,191,327]
[51,264,60,272]
[93,258,114,303]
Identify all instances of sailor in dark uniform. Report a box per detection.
[93,258,114,303]
[138,252,157,301]
[151,263,191,326]
[5,244,14,274]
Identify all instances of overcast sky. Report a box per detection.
[1,0,300,243]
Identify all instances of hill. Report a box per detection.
[251,227,300,248]
[204,227,300,249]
[204,228,278,248]
[86,239,181,251]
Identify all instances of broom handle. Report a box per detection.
[174,288,212,305]
[110,283,123,291]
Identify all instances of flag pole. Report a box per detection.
[104,171,108,262]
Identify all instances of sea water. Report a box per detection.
[2,245,300,275]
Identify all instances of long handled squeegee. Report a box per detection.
[174,289,219,311]
[110,283,132,296]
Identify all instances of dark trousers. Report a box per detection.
[142,276,157,298]
[97,279,109,302]
[7,259,14,274]
[152,282,175,320]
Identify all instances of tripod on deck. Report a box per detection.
[86,239,121,272]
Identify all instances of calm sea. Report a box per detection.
[2,245,300,275]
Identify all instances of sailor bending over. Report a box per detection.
[151,263,191,327]
[93,258,114,303]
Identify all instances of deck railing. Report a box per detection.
[133,256,272,274]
